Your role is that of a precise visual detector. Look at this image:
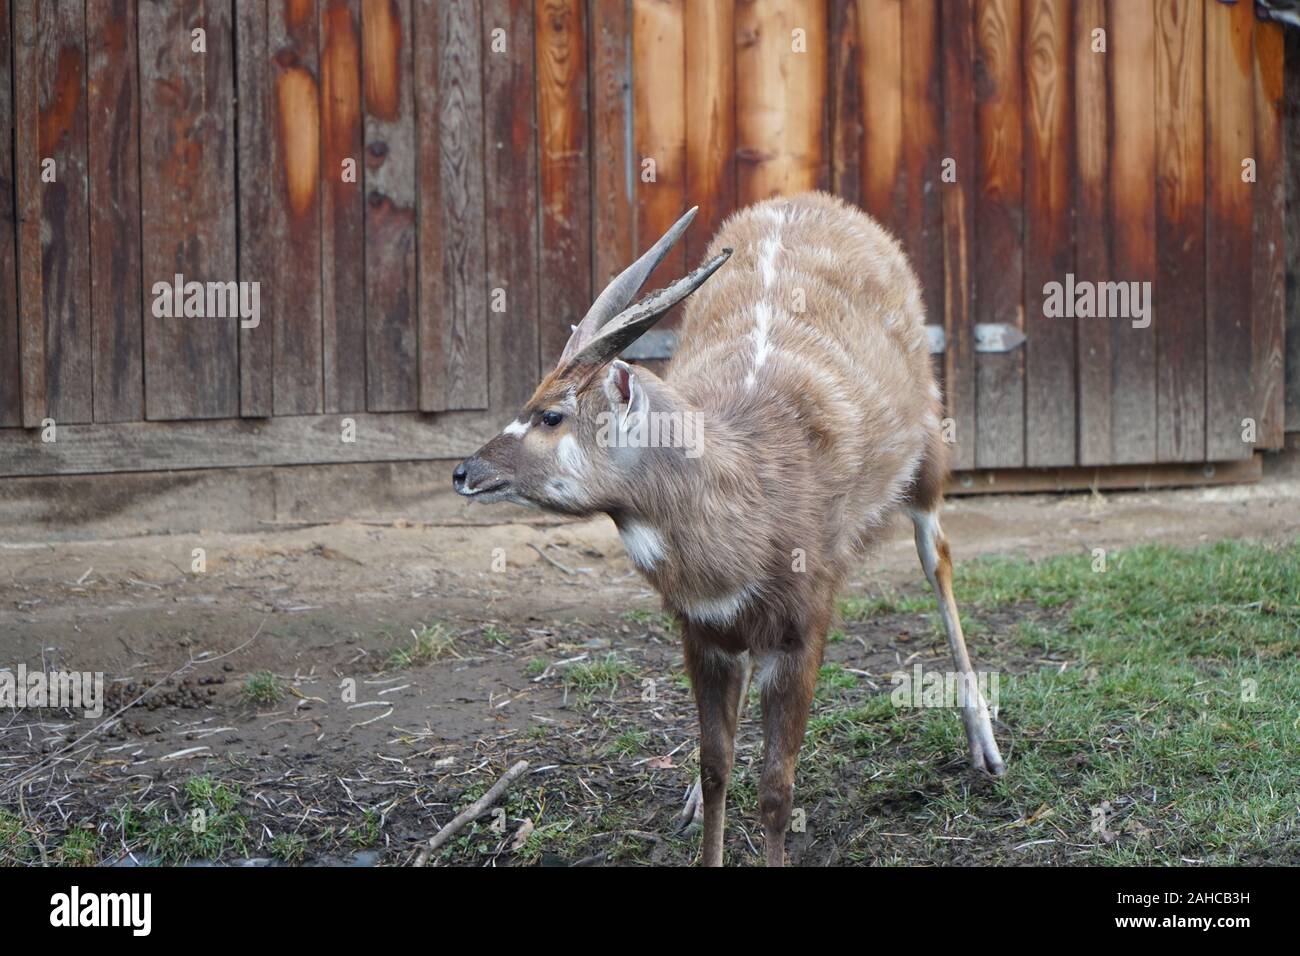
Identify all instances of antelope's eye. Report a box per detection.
[541,410,564,428]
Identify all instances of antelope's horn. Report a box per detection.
[559,206,700,364]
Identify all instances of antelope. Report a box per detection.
[453,192,1004,866]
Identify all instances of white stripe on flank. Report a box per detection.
[758,235,782,288]
[503,419,529,437]
[745,300,774,390]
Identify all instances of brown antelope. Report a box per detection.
[453,192,1004,866]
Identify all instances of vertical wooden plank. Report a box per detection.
[0,0,20,426]
[1251,18,1285,450]
[684,0,735,268]
[829,0,861,207]
[362,0,417,411]
[269,0,323,415]
[900,1,943,324]
[900,1,945,405]
[412,0,443,410]
[234,0,323,418]
[1107,0,1155,463]
[481,0,537,412]
[940,0,976,470]
[973,0,1023,468]
[12,0,45,427]
[37,0,92,423]
[139,0,239,420]
[87,0,144,423]
[735,0,827,203]
[1286,27,1300,433]
[1022,0,1072,466]
[437,0,486,410]
[858,0,901,225]
[590,0,634,290]
[320,0,367,412]
[536,0,590,371]
[1204,0,1253,461]
[236,0,273,417]
[1153,0,1204,462]
[1074,0,1109,465]
[795,0,830,193]
[633,0,685,291]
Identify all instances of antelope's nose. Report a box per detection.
[452,461,469,491]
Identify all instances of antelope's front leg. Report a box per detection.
[756,635,823,867]
[678,651,750,831]
[683,633,748,867]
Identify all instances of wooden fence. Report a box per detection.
[0,0,1291,480]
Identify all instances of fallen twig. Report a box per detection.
[527,542,576,575]
[414,760,530,866]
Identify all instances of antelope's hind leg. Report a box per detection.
[909,506,1005,775]
[683,636,750,867]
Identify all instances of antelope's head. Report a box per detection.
[453,208,730,515]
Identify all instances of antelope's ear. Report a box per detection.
[603,360,649,424]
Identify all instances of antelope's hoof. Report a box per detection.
[969,740,1006,777]
[676,777,704,831]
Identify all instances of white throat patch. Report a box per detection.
[618,520,666,572]
[678,584,756,627]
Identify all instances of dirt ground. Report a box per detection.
[2,451,1298,865]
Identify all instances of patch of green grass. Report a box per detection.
[0,810,37,864]
[483,626,510,646]
[345,809,382,848]
[268,832,308,863]
[524,658,549,678]
[622,608,676,630]
[389,624,456,669]
[242,670,283,705]
[840,588,934,621]
[55,828,101,866]
[562,654,635,702]
[607,729,649,758]
[815,662,859,703]
[115,775,251,864]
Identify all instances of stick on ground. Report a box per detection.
[414,760,531,866]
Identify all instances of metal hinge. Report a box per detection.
[927,324,1026,354]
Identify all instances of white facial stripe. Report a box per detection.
[503,419,529,437]
[556,433,587,477]
[619,520,666,572]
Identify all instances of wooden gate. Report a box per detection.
[0,0,1290,480]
